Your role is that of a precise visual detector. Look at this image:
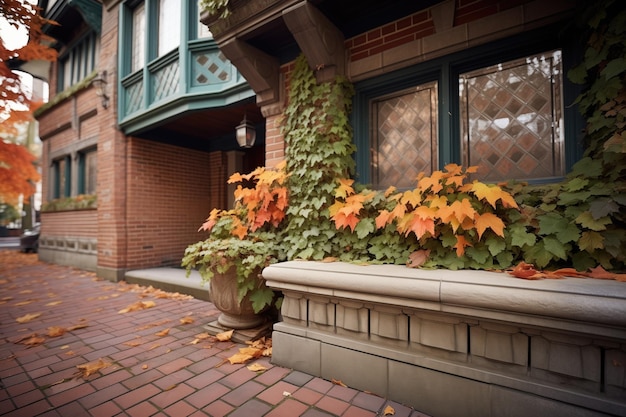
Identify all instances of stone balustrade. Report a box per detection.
[264,261,626,417]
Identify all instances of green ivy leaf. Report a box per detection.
[589,198,619,219]
[601,57,626,80]
[537,212,568,235]
[543,236,567,260]
[564,177,589,192]
[524,241,553,268]
[485,236,505,257]
[575,211,613,231]
[466,245,491,265]
[509,223,537,248]
[249,288,276,314]
[355,218,375,239]
[578,231,605,252]
[558,191,592,205]
[571,251,597,271]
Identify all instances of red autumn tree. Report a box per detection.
[0,0,57,204]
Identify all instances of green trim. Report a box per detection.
[352,24,584,185]
[68,0,102,33]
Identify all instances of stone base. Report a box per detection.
[204,320,273,344]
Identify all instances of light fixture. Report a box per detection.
[91,70,109,109]
[235,114,256,148]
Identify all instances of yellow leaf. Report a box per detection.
[124,340,143,347]
[228,353,254,364]
[118,300,156,314]
[383,405,395,415]
[216,329,234,342]
[76,358,111,378]
[16,312,41,323]
[142,364,148,370]
[179,316,194,325]
[247,363,267,372]
[47,326,66,337]
[474,212,505,239]
[155,328,170,337]
[15,300,34,306]
[46,301,63,306]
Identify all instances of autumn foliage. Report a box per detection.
[0,140,40,205]
[0,0,57,130]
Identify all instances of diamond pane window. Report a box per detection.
[370,81,438,189]
[460,50,564,182]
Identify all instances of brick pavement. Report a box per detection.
[0,251,430,417]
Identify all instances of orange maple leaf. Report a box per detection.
[474,212,505,239]
[453,234,472,257]
[405,214,435,239]
[450,198,477,224]
[417,170,444,193]
[375,210,393,229]
[333,212,360,232]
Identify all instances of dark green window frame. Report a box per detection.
[52,156,71,199]
[352,25,584,186]
[78,148,97,195]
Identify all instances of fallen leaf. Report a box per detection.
[118,300,156,314]
[331,378,347,387]
[21,335,46,346]
[179,316,194,325]
[383,405,395,415]
[282,391,292,397]
[60,345,70,350]
[47,326,66,337]
[46,301,63,306]
[216,329,234,342]
[155,328,170,337]
[75,358,111,378]
[15,300,34,306]
[19,290,33,294]
[247,363,267,372]
[142,364,148,370]
[227,353,254,364]
[16,312,42,323]
[66,351,75,356]
[148,344,160,351]
[67,323,89,331]
[164,384,177,391]
[194,332,211,340]
[124,340,143,347]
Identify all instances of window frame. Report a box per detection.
[57,31,99,92]
[352,26,584,186]
[52,156,71,199]
[78,148,97,195]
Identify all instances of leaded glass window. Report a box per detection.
[460,50,564,182]
[370,81,438,189]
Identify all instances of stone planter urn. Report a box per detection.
[209,267,267,329]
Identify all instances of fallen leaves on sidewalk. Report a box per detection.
[155,328,170,337]
[118,300,156,313]
[216,329,234,341]
[383,405,395,415]
[227,337,272,365]
[74,358,111,378]
[16,312,41,323]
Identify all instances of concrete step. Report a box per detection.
[124,267,210,301]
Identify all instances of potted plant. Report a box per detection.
[182,164,288,329]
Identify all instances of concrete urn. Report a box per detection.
[209,266,266,329]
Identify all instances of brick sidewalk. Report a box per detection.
[0,252,430,417]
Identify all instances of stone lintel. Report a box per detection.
[282,1,345,82]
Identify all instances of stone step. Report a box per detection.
[124,267,210,301]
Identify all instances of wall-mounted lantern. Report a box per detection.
[235,114,256,148]
[91,70,109,109]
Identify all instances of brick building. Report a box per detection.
[35,0,584,280]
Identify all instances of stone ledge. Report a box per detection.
[264,261,626,339]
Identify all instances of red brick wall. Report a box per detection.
[345,0,534,62]
[41,210,97,237]
[123,138,222,269]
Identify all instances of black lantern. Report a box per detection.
[235,114,256,148]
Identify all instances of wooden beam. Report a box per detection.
[283,1,345,82]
